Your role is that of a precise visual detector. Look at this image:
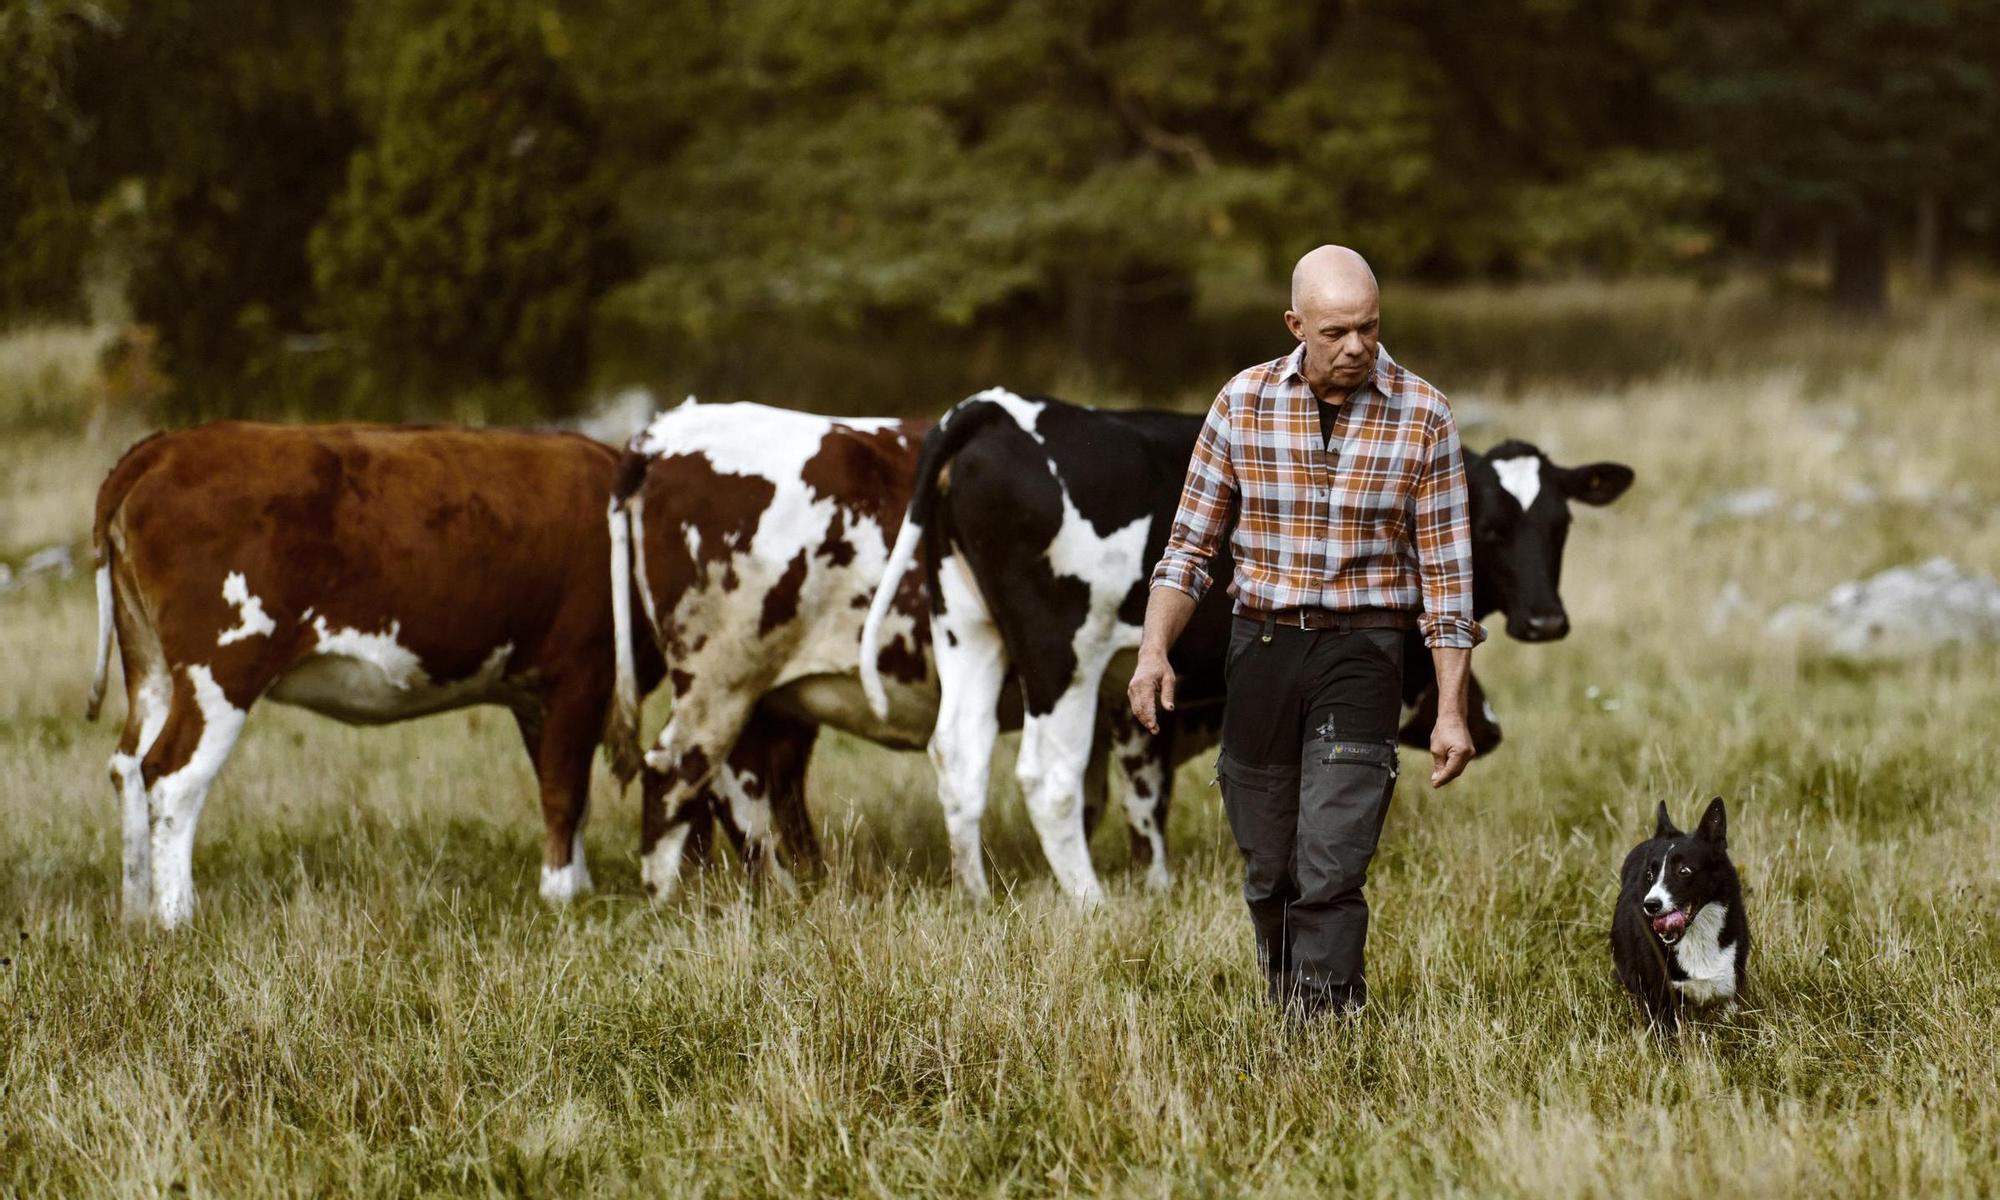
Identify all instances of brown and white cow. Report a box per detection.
[605,401,941,899]
[85,421,788,928]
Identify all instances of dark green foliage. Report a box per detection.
[309,0,625,414]
[7,0,2000,408]
[84,1,358,413]
[597,0,1721,372]
[1672,0,2000,309]
[0,1,113,318]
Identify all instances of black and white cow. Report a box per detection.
[859,391,1223,900]
[606,399,1222,902]
[1392,438,1635,740]
[860,389,1633,902]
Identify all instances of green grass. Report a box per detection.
[0,324,105,437]
[6,283,2000,1196]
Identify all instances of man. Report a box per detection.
[1128,245,1480,1018]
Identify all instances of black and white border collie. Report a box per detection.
[1610,797,1750,1031]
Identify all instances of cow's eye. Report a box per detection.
[1678,865,1692,877]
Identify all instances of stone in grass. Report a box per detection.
[1701,487,1784,524]
[0,545,76,596]
[1767,556,2000,660]
[22,545,73,579]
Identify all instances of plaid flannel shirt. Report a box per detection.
[1150,344,1484,650]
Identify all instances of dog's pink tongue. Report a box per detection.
[1652,909,1688,937]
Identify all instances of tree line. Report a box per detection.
[4,0,1998,416]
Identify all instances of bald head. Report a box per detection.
[1285,245,1381,401]
[1290,245,1378,313]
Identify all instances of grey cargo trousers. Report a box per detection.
[1217,612,1405,1016]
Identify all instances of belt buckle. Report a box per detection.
[1292,608,1309,630]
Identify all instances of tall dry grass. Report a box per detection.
[4,282,2000,1196]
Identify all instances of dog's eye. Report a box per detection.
[1677,865,1692,877]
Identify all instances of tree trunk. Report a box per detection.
[1829,222,1887,314]
[1914,193,1946,292]
[1064,270,1098,363]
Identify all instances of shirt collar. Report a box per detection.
[1282,343,1399,402]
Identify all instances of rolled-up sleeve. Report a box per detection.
[1149,392,1236,603]
[1413,404,1485,649]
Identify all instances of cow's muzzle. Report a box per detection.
[1508,611,1570,642]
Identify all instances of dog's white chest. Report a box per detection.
[1669,904,1738,1004]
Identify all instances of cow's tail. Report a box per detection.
[859,396,1010,719]
[603,447,650,786]
[86,432,164,721]
[86,550,114,721]
[859,517,921,721]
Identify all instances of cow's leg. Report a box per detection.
[108,665,171,923]
[928,554,1008,901]
[711,758,796,898]
[665,711,799,897]
[1016,678,1108,904]
[1467,673,1504,755]
[139,664,249,928]
[105,568,173,922]
[638,693,755,901]
[679,791,720,868]
[1108,712,1173,892]
[1397,685,1437,752]
[515,682,605,904]
[1080,715,1111,837]
[1399,670,1503,756]
[727,710,822,880]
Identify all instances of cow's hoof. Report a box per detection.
[539,860,592,904]
[640,825,693,903]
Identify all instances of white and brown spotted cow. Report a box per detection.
[85,422,796,928]
[606,401,940,899]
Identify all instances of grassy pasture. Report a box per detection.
[4,283,2000,1196]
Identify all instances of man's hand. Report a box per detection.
[1429,712,1474,787]
[1127,649,1177,734]
[1129,588,1197,734]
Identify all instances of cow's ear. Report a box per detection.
[1654,801,1679,838]
[1553,461,1634,506]
[1695,796,1727,847]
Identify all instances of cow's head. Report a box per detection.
[1466,439,1633,642]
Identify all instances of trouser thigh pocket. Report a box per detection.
[1296,739,1398,900]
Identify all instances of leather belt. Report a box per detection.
[1237,606,1417,633]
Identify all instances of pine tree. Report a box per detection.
[311,0,623,411]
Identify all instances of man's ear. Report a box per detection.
[1695,796,1728,848]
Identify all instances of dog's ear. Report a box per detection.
[1654,800,1680,838]
[1695,796,1727,847]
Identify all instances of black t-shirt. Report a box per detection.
[1317,399,1340,450]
